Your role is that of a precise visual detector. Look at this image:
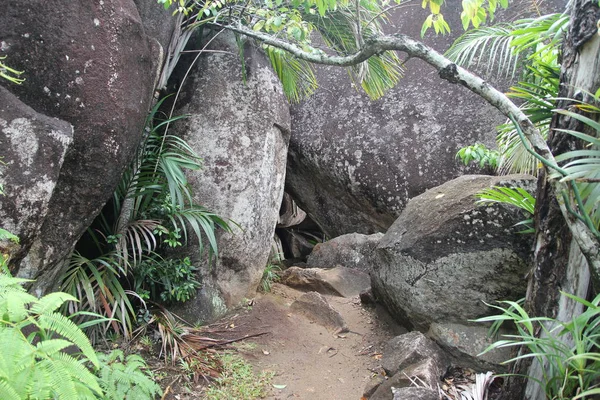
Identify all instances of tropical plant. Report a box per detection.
[62,96,231,340]
[455,143,499,170]
[0,272,162,400]
[260,263,281,293]
[134,256,201,303]
[476,185,536,233]
[448,12,567,175]
[95,350,162,399]
[160,0,507,103]
[0,55,24,84]
[476,291,600,399]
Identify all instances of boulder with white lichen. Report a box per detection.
[371,174,535,331]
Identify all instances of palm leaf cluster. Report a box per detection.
[62,97,231,340]
[552,102,600,233]
[448,12,567,176]
[180,0,403,101]
[476,292,600,399]
[0,272,161,400]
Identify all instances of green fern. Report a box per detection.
[0,272,162,399]
[0,273,104,399]
[96,350,162,400]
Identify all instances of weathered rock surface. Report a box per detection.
[370,358,442,400]
[1,0,156,293]
[0,87,73,265]
[172,33,290,323]
[286,1,564,238]
[279,266,370,297]
[290,291,348,333]
[368,332,448,400]
[381,331,448,376]
[391,387,440,400]
[307,233,383,273]
[286,4,506,238]
[371,175,535,331]
[428,322,513,371]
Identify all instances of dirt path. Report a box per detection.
[226,283,407,399]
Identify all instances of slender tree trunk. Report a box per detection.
[506,2,600,399]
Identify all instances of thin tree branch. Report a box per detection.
[221,23,600,285]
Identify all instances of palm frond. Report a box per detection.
[446,13,568,80]
[446,24,520,78]
[307,6,403,99]
[265,46,318,103]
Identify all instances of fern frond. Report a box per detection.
[37,312,99,367]
[30,292,78,316]
[0,380,20,400]
[35,339,74,357]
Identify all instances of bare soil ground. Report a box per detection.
[195,283,406,399]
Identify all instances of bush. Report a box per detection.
[0,272,162,399]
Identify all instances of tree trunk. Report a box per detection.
[507,2,600,399]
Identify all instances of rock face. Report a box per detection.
[172,33,290,323]
[287,3,506,238]
[371,175,535,331]
[307,233,383,273]
[1,0,156,292]
[428,322,513,371]
[0,87,73,265]
[279,266,370,297]
[290,291,348,333]
[286,0,565,238]
[368,332,449,400]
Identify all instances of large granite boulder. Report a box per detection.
[0,87,73,266]
[371,175,535,331]
[1,0,156,293]
[286,0,565,238]
[306,232,383,273]
[172,33,290,323]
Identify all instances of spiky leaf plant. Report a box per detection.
[63,97,231,340]
[476,292,600,400]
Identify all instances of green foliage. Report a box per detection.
[476,292,600,399]
[134,256,201,303]
[63,96,231,340]
[455,143,499,169]
[446,13,567,79]
[260,263,281,293]
[448,13,565,176]
[0,272,161,399]
[0,274,104,398]
[163,0,403,101]
[475,186,535,233]
[205,352,274,399]
[96,350,162,399]
[0,56,24,85]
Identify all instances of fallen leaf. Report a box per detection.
[372,353,382,360]
[229,323,235,328]
[273,384,287,389]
